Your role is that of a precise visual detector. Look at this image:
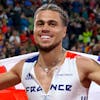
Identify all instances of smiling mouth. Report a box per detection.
[41,35,51,39]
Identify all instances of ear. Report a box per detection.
[63,27,67,38]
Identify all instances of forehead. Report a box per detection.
[35,10,61,22]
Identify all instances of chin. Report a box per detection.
[36,41,61,52]
[37,45,54,52]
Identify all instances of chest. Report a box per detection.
[22,58,80,93]
[37,73,74,93]
[24,67,78,95]
[35,70,54,93]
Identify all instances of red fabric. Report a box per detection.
[66,51,78,58]
[0,66,7,73]
[1,25,8,33]
[20,34,28,43]
[12,90,28,100]
[89,13,95,21]
[0,90,28,100]
[0,90,15,100]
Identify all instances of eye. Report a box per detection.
[48,21,57,27]
[36,21,44,26]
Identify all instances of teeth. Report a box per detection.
[41,36,50,39]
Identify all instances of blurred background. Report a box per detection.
[0,0,100,59]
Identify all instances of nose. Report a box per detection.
[42,29,50,33]
[42,24,50,33]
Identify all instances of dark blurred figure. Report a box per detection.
[92,43,100,55]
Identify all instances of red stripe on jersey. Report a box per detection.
[66,51,79,59]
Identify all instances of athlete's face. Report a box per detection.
[34,10,67,51]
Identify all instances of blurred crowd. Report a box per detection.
[0,0,100,59]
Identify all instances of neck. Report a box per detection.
[38,47,66,69]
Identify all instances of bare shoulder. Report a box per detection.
[76,55,100,74]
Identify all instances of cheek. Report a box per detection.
[34,27,39,37]
[33,30,38,43]
[54,28,65,39]
[34,33,38,43]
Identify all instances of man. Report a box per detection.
[0,4,100,100]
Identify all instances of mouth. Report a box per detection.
[41,35,50,39]
[40,34,53,41]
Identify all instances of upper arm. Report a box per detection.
[87,59,100,85]
[0,59,25,90]
[77,56,100,85]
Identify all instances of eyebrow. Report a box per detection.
[36,19,57,24]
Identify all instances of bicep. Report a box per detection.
[0,70,21,90]
[76,56,100,85]
[87,60,100,85]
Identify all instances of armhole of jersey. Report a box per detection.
[66,51,88,89]
[21,61,36,82]
[21,62,28,82]
[74,55,89,90]
[21,55,39,83]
